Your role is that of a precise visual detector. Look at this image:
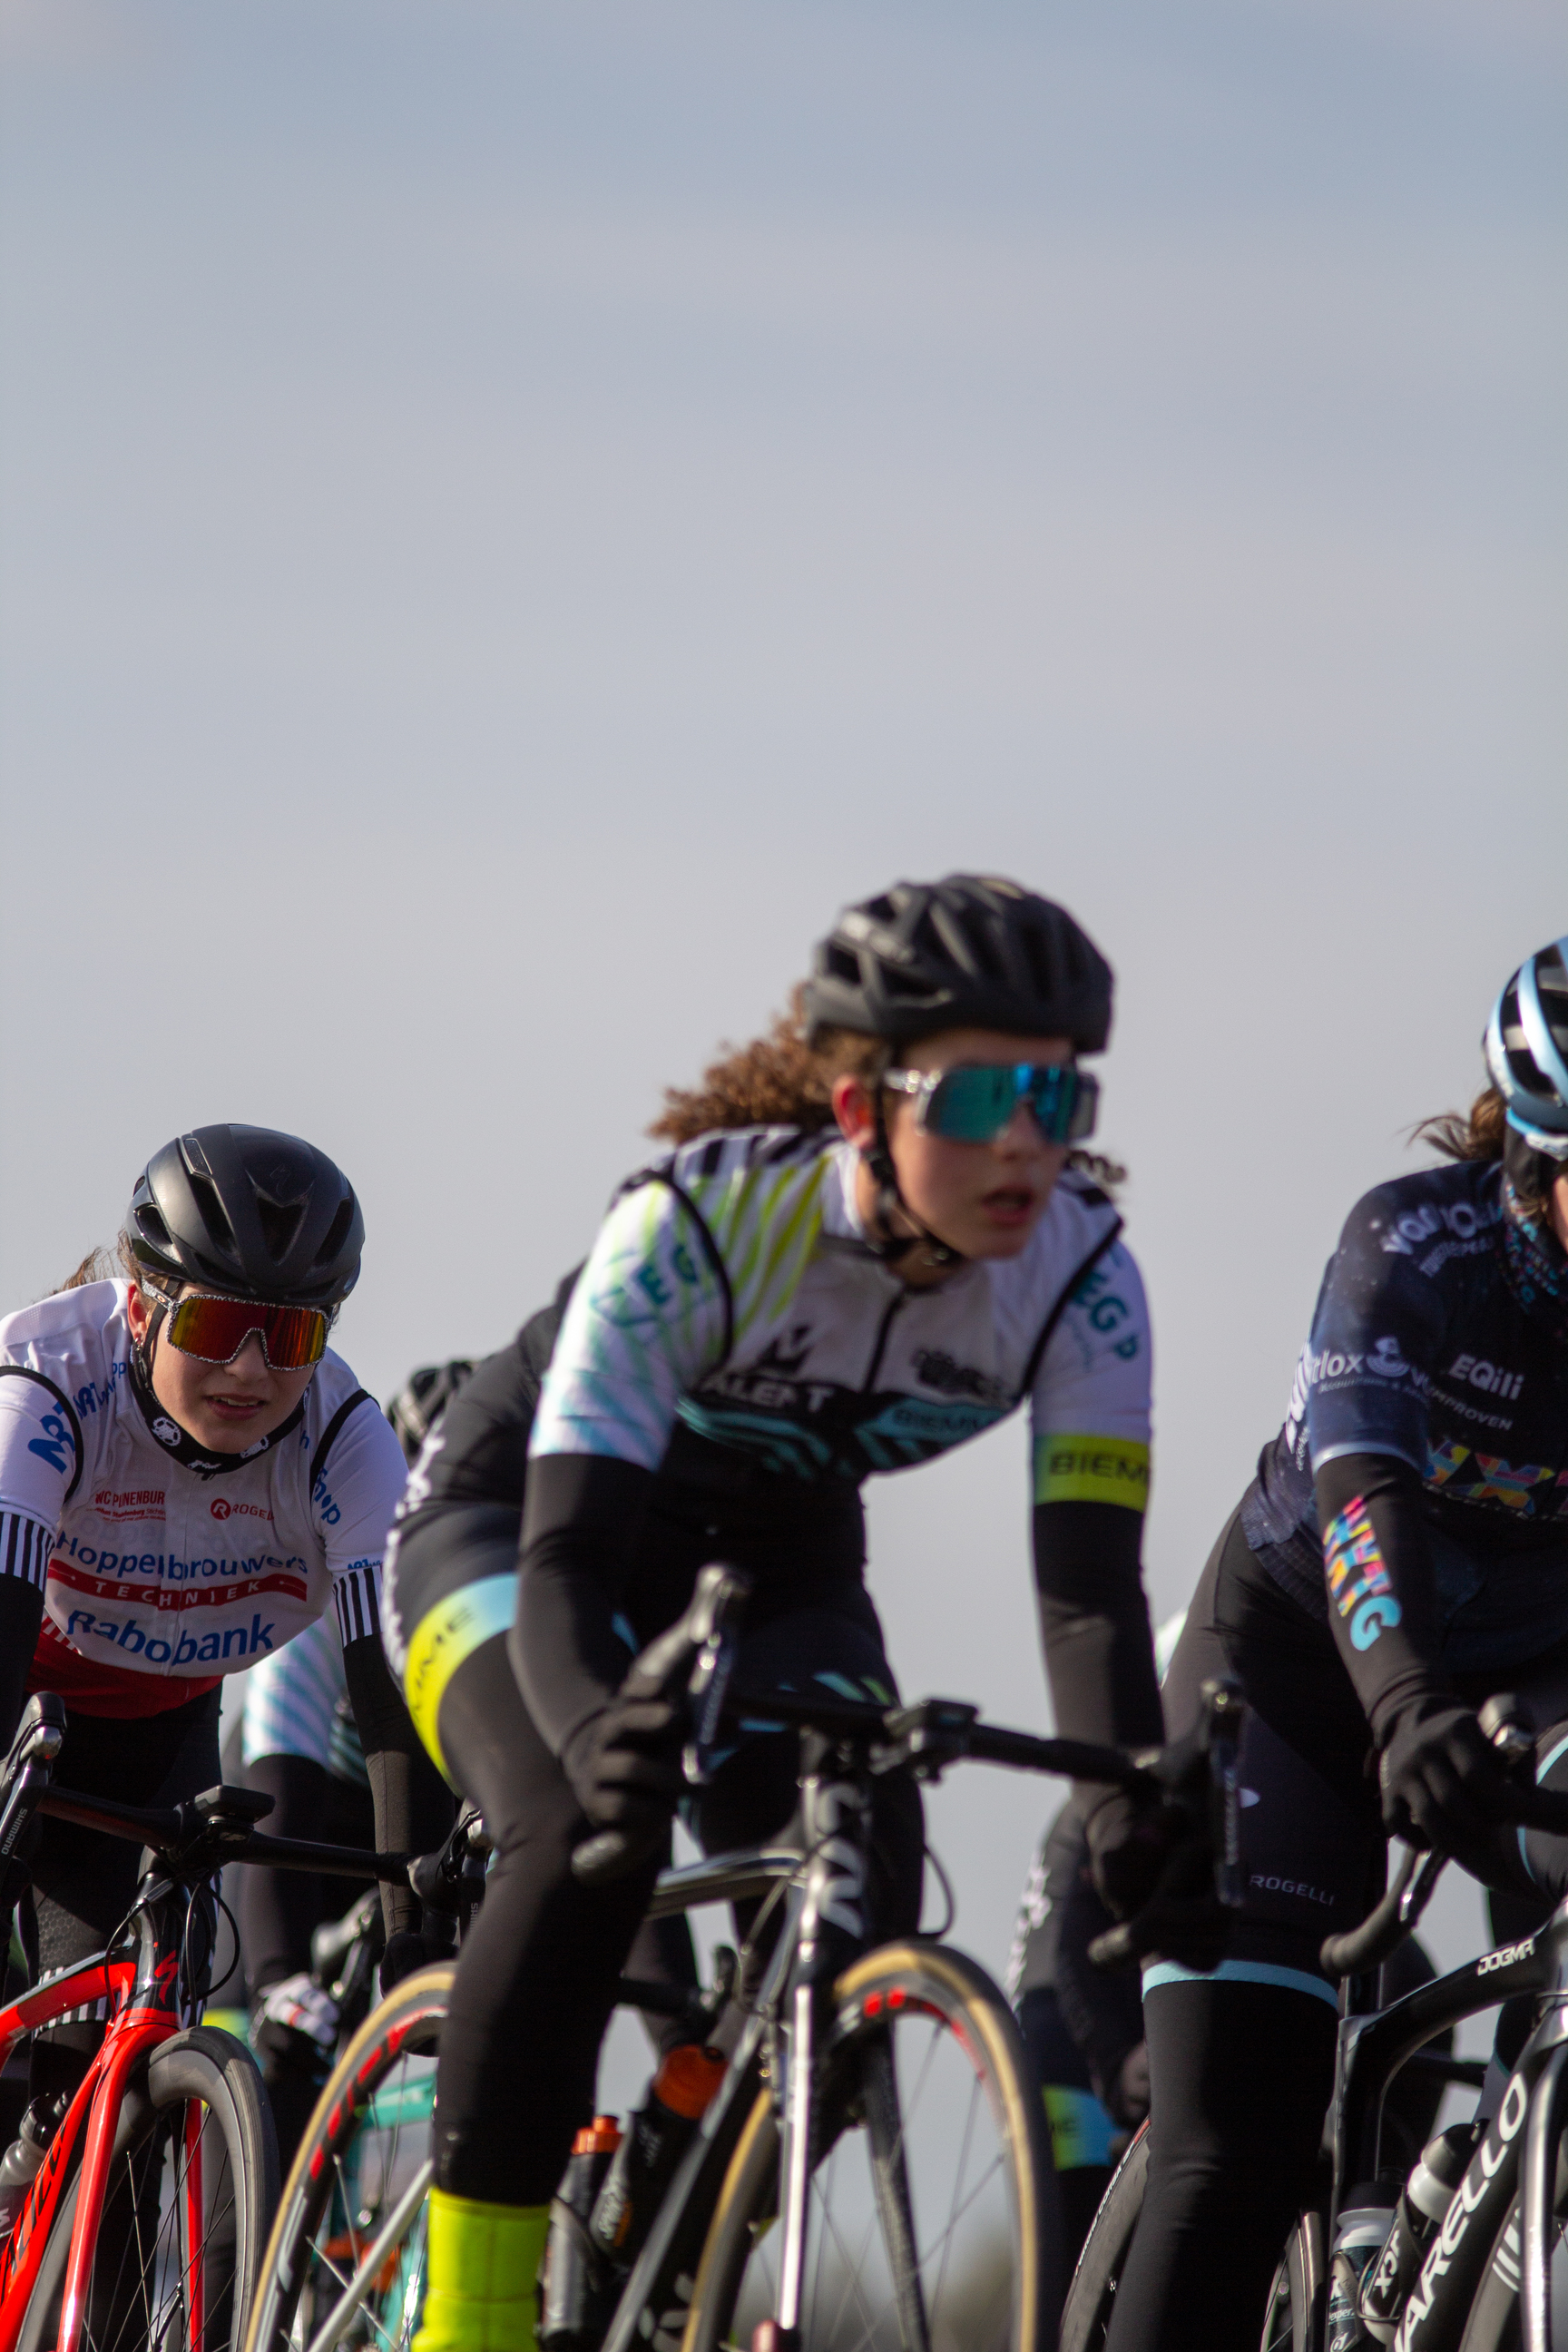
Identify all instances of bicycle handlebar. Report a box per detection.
[35,1786,412,1885]
[1319,1702,1568,1980]
[714,1688,1152,1790]
[567,1563,1218,1887]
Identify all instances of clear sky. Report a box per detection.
[3,0,1564,1993]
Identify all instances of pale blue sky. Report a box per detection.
[3,0,1564,1979]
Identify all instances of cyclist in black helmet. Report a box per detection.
[0,1124,432,2162]
[1102,938,1568,2352]
[383,874,1191,2352]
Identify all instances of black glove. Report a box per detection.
[562,1694,683,1839]
[1376,1692,1515,1857]
[1091,1823,1234,1975]
[1084,1791,1181,1920]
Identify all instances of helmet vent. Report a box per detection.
[313,1194,357,1274]
[187,1171,239,1263]
[255,1194,307,1265]
[134,1205,172,1250]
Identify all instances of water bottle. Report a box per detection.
[588,2044,727,2269]
[1357,2124,1479,2343]
[539,2116,623,2351]
[1327,2186,1400,2352]
[0,2094,68,2239]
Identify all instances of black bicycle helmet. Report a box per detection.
[802,875,1113,1052]
[387,1360,476,1465]
[126,1125,365,1306]
[1485,938,1568,1161]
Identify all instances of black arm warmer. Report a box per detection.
[514,1453,656,1757]
[1052,1822,1148,2104]
[1031,1500,1162,1751]
[0,1580,43,1754]
[1312,1449,1445,1740]
[343,1632,452,1942]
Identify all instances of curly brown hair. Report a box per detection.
[650,991,886,1143]
[650,987,1127,1191]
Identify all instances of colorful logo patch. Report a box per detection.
[1426,1439,1567,1516]
[1323,1497,1403,1651]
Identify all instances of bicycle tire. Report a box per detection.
[16,2024,279,2352]
[681,1939,1059,2352]
[243,1961,453,2352]
[1058,2126,1148,2352]
[1260,2214,1326,2352]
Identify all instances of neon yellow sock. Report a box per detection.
[414,2190,551,2352]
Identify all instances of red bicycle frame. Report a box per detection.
[0,1694,407,2352]
[0,1881,203,2352]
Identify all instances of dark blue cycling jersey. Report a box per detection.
[1240,1161,1568,1668]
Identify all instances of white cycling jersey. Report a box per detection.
[0,1281,405,1714]
[531,1129,1152,1504]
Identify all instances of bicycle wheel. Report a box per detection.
[16,2024,279,2352]
[682,1940,1058,2352]
[243,1963,451,2352]
[1259,2216,1325,2352]
[1057,2126,1147,2352]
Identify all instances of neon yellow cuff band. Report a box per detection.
[1034,1433,1151,1511]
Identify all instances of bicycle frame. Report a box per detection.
[600,1730,998,2352]
[1328,1901,1568,2352]
[0,1749,406,2352]
[0,1865,205,2352]
[601,1848,803,2352]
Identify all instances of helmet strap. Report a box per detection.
[862,1098,965,1271]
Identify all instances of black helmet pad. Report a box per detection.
[127,1124,365,1307]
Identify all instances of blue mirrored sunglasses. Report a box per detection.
[883,1062,1099,1145]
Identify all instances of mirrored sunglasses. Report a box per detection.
[164,1293,329,1370]
[884,1062,1099,1146]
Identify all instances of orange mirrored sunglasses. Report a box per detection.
[164,1293,328,1370]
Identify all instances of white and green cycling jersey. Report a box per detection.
[530,1126,1153,1508]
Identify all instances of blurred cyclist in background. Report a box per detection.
[237,1361,471,2161]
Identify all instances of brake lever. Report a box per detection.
[571,1564,753,1886]
[682,1574,752,1787]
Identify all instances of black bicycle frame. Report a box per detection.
[1332,1906,1568,2352]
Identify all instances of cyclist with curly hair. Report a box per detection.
[386,874,1184,2352]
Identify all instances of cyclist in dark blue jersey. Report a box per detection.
[1104,936,1568,2352]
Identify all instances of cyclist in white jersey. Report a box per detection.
[387,877,1189,2352]
[0,1124,422,2127]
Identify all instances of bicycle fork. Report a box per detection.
[770,1755,873,2352]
